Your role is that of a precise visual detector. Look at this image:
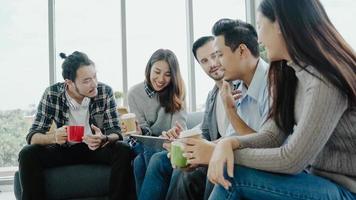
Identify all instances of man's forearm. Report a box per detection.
[107,133,120,142]
[226,107,255,135]
[30,132,55,145]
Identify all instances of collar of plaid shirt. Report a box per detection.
[144,81,156,98]
[65,88,90,110]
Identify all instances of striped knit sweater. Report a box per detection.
[233,62,356,193]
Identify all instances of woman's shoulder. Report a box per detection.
[295,65,348,104]
[128,82,146,98]
[291,64,330,88]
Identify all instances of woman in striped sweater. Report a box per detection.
[206,0,356,199]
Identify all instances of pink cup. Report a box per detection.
[66,126,84,142]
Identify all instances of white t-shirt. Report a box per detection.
[66,92,92,136]
[215,90,230,137]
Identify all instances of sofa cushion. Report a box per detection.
[14,165,110,200]
[14,171,21,200]
[45,164,110,200]
[186,111,204,129]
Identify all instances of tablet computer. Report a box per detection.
[130,134,170,150]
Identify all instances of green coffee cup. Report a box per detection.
[170,141,187,168]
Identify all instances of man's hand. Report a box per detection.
[164,142,199,171]
[181,138,215,165]
[54,126,68,145]
[83,124,104,150]
[221,80,242,110]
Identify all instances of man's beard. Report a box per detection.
[209,73,224,81]
[74,84,91,98]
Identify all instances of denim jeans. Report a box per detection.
[133,143,160,198]
[139,151,173,200]
[209,165,356,200]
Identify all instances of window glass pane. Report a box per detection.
[193,0,246,110]
[126,0,189,108]
[321,0,356,48]
[0,0,48,167]
[55,0,123,105]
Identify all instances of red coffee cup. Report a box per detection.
[66,125,84,142]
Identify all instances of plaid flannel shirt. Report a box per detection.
[27,82,121,144]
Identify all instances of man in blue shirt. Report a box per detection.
[166,18,270,200]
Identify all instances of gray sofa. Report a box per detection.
[14,111,203,200]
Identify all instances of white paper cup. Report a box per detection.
[178,129,202,139]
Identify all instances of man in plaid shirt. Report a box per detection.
[18,51,135,200]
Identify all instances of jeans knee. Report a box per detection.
[232,165,263,182]
[148,152,167,170]
[134,154,145,173]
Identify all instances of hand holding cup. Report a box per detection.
[54,126,68,145]
[170,129,202,168]
[120,113,140,136]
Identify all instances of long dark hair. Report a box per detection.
[259,0,356,134]
[145,49,185,114]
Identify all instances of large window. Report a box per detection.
[126,0,189,108]
[3,0,354,170]
[0,0,48,167]
[193,0,246,110]
[321,0,356,49]
[55,0,123,105]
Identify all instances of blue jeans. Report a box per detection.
[139,151,174,200]
[209,165,356,200]
[133,143,160,198]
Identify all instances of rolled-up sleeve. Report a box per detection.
[27,88,53,144]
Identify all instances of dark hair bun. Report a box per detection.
[59,53,67,59]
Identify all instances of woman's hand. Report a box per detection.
[161,121,184,141]
[207,137,237,190]
[120,122,127,133]
[120,120,142,136]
